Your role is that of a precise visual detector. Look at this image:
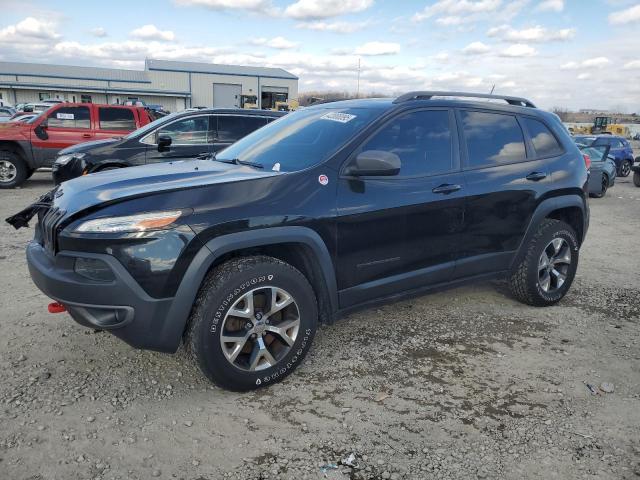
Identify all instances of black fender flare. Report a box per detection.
[510,195,587,270]
[159,226,338,352]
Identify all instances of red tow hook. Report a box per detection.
[48,302,67,314]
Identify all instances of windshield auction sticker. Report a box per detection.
[320,112,356,123]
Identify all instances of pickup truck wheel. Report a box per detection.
[0,151,28,189]
[187,255,318,391]
[619,160,631,177]
[634,171,640,187]
[509,219,579,307]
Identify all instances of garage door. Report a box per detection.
[213,83,241,108]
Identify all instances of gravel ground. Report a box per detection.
[1,171,639,480]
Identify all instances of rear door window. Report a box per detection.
[360,109,453,176]
[521,117,563,157]
[216,116,268,142]
[460,110,526,168]
[47,106,90,129]
[98,107,136,130]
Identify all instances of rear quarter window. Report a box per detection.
[461,110,526,168]
[521,117,564,157]
[99,108,136,130]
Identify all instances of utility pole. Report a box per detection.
[489,84,495,95]
[356,58,361,99]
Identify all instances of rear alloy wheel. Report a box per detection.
[0,151,28,189]
[187,256,317,391]
[509,219,579,306]
[619,160,631,177]
[594,174,608,198]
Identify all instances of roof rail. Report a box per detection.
[393,91,536,108]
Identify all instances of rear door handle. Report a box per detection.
[432,183,462,194]
[525,172,547,181]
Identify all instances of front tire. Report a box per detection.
[619,160,631,177]
[0,151,28,189]
[509,219,579,306]
[186,256,318,391]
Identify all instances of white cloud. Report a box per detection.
[284,0,373,20]
[0,17,60,42]
[250,36,298,49]
[353,41,400,56]
[130,24,175,41]
[536,0,564,12]
[488,25,575,42]
[90,27,107,37]
[413,0,502,22]
[295,20,369,33]
[500,43,537,57]
[462,41,491,55]
[608,4,640,24]
[173,0,270,12]
[577,72,591,80]
[582,56,610,67]
[623,60,640,70]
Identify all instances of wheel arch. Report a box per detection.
[160,226,338,352]
[91,161,130,173]
[0,141,29,163]
[510,196,587,270]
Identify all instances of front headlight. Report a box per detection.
[74,210,183,233]
[55,152,85,165]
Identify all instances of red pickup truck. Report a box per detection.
[0,103,153,188]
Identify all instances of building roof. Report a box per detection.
[145,59,298,80]
[0,61,150,83]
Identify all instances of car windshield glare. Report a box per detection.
[215,106,382,172]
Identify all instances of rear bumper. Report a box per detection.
[26,241,180,352]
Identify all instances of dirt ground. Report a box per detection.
[1,170,639,480]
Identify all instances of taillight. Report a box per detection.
[583,154,591,170]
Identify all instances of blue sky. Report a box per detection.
[1,0,639,111]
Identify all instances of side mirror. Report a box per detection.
[34,123,48,140]
[157,135,172,152]
[345,150,401,177]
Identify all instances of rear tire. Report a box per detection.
[593,174,608,198]
[186,256,318,391]
[619,159,631,177]
[0,150,28,189]
[509,219,579,306]
[634,171,640,188]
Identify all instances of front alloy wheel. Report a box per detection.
[220,286,300,371]
[187,255,318,391]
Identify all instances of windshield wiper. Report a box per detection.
[213,157,264,169]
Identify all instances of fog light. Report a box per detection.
[74,258,115,282]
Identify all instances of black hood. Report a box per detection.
[53,159,281,216]
[58,137,123,155]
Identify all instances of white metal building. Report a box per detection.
[0,59,298,112]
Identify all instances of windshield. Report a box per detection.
[215,106,384,172]
[124,111,182,139]
[25,112,44,124]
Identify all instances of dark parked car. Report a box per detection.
[8,91,589,391]
[577,144,616,197]
[574,135,635,177]
[52,109,285,184]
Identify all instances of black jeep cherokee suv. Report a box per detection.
[8,91,589,391]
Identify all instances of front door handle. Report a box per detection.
[81,133,92,138]
[432,183,462,194]
[525,172,547,181]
